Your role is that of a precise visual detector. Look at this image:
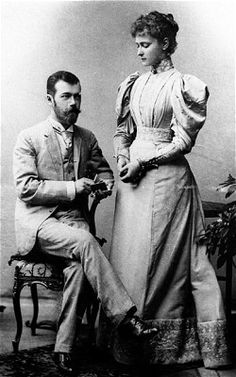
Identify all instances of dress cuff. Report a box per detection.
[66,181,76,201]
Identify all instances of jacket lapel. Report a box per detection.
[44,120,64,180]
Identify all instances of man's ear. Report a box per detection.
[47,94,54,106]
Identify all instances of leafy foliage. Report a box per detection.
[217,174,236,198]
[199,175,236,269]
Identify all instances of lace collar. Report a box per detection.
[151,58,174,74]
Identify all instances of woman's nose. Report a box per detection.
[137,47,143,56]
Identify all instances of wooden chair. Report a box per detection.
[8,193,107,353]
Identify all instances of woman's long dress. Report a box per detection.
[99,62,230,368]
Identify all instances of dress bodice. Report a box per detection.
[130,68,177,131]
[114,60,209,160]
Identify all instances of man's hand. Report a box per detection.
[75,178,94,195]
[119,160,141,183]
[101,179,114,191]
[92,179,114,200]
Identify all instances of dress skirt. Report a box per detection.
[98,152,230,368]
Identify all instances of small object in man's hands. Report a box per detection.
[90,181,107,192]
[119,169,128,177]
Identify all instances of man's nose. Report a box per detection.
[69,96,76,106]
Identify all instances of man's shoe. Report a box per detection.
[118,315,158,338]
[53,352,74,375]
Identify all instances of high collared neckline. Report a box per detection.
[48,116,74,133]
[151,58,174,75]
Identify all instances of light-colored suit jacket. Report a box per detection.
[13,118,113,255]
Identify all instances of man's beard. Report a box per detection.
[54,104,79,127]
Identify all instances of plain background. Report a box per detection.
[1,0,235,297]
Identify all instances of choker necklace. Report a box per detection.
[151,58,174,74]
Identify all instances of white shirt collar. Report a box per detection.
[48,116,74,133]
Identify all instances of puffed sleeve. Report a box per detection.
[113,72,139,159]
[170,74,209,153]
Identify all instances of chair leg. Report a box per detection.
[30,284,39,335]
[12,279,24,353]
[86,299,99,344]
[25,284,58,332]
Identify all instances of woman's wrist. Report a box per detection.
[116,154,129,163]
[136,158,145,171]
[137,157,159,170]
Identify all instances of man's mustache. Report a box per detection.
[67,108,81,115]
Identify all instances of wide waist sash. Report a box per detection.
[136,127,172,143]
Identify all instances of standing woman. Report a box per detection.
[107,11,231,369]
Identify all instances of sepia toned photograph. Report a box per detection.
[1,1,235,376]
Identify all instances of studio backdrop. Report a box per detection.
[1,0,235,297]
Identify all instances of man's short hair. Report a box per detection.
[47,71,80,96]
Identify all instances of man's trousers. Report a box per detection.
[37,217,135,353]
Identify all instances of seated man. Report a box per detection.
[13,71,156,374]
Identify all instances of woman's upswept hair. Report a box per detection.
[130,11,179,55]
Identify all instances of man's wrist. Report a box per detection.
[66,181,76,200]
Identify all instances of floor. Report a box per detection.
[0,297,56,354]
[0,297,236,377]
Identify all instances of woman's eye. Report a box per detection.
[136,43,151,49]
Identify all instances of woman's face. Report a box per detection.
[135,32,166,67]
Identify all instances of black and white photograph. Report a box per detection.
[1,1,235,376]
